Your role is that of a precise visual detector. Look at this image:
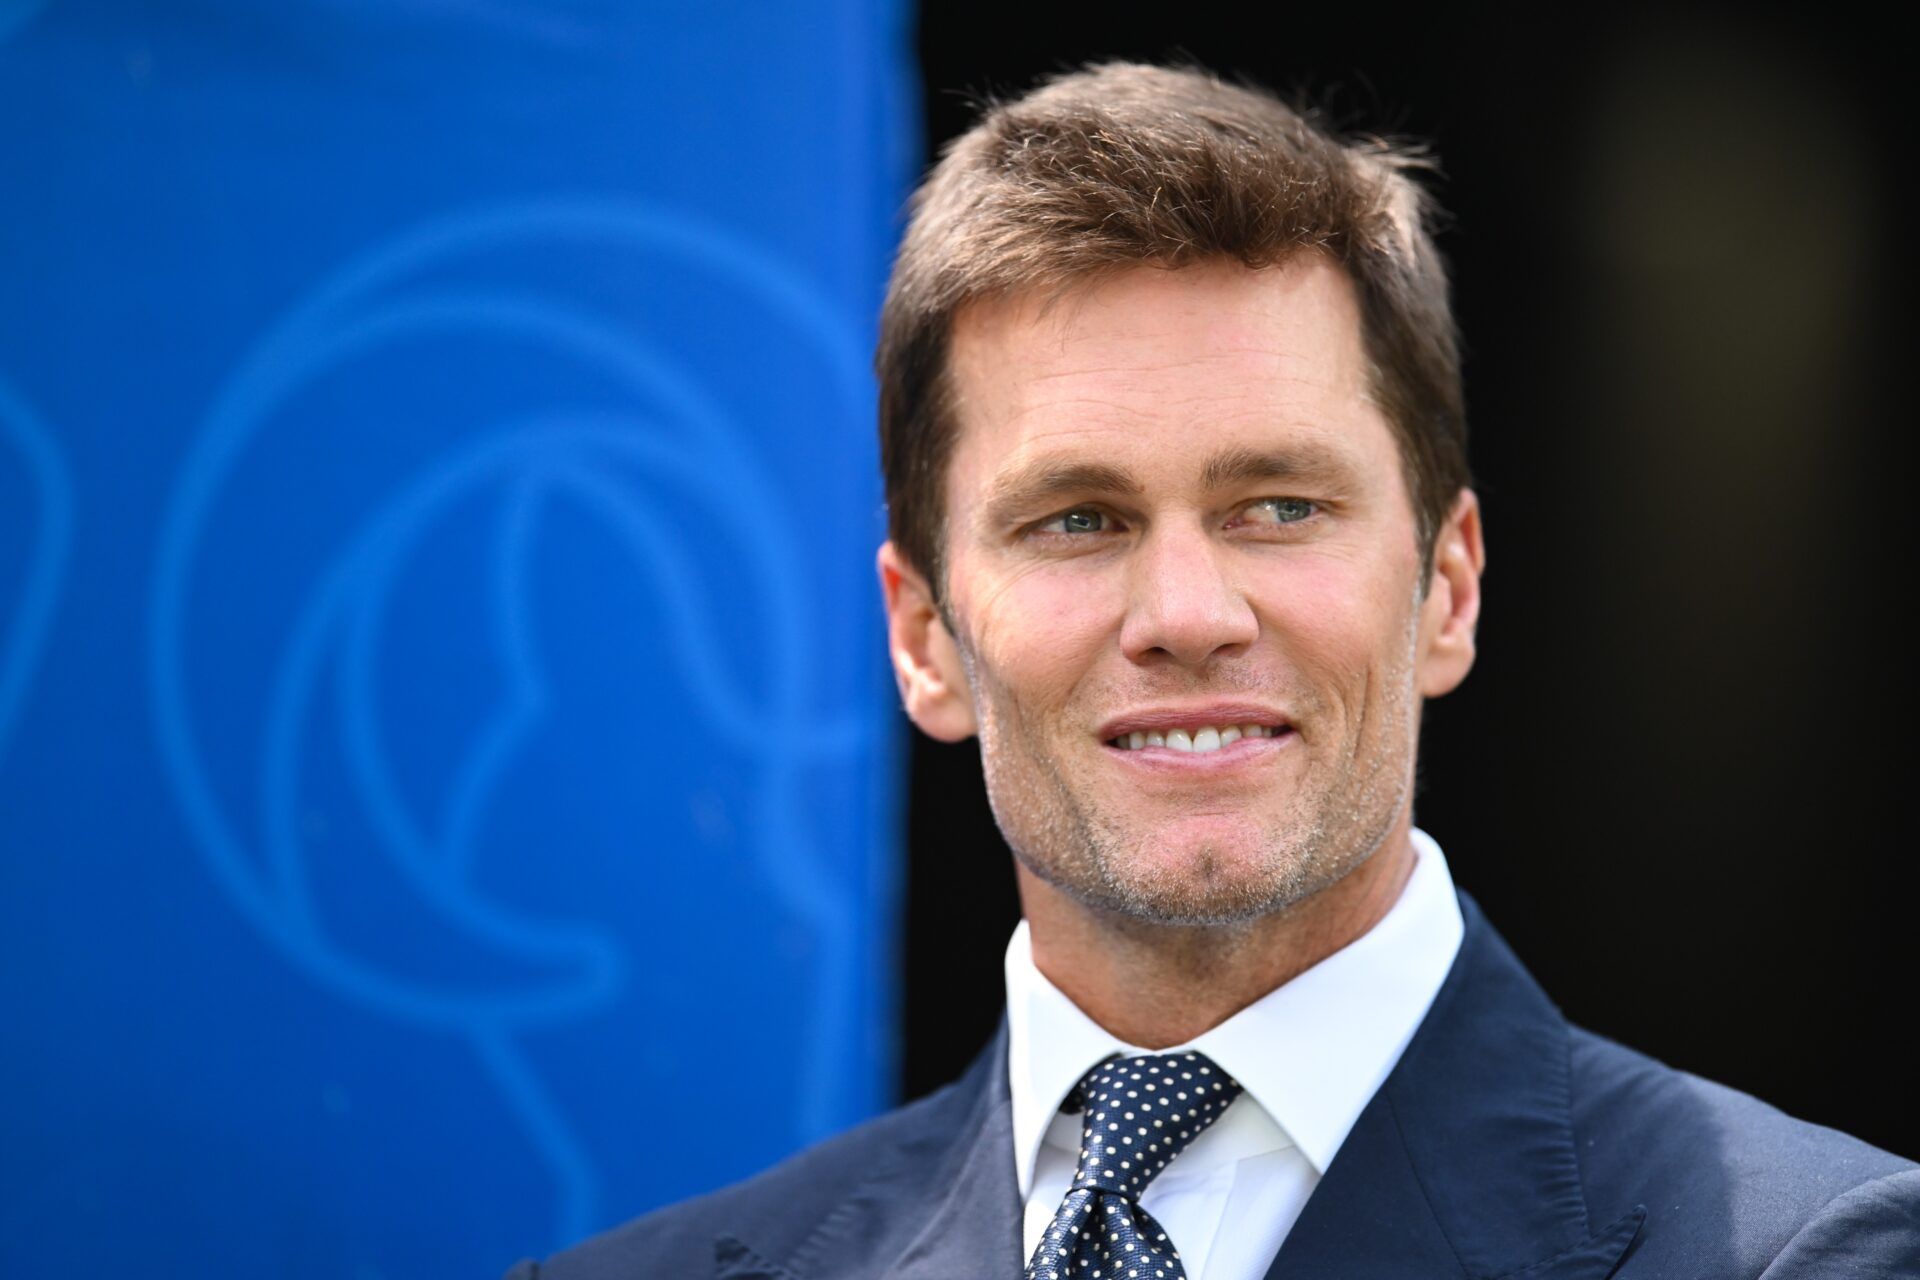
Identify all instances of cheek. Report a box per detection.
[969,564,1120,716]
[1250,551,1413,685]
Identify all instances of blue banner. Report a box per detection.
[0,3,915,1274]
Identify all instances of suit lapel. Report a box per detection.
[712,1016,1024,1280]
[882,1034,1025,1280]
[1265,892,1644,1280]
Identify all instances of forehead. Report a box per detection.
[944,256,1394,510]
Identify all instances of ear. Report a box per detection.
[1415,488,1486,698]
[877,541,978,742]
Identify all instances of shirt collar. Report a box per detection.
[1004,826,1465,1197]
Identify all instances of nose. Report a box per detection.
[1119,518,1259,667]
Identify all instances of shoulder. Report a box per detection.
[501,1075,972,1280]
[1567,1024,1914,1193]
[1565,1023,1919,1274]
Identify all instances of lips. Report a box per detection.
[1098,706,1290,736]
[1096,704,1292,743]
[1108,722,1283,753]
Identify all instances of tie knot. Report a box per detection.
[1067,1050,1242,1200]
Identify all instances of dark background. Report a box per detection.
[900,1,1917,1163]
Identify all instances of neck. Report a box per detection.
[1017,820,1418,1050]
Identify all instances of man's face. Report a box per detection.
[887,256,1478,927]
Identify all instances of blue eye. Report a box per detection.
[1042,508,1108,534]
[1248,498,1315,524]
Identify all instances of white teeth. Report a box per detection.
[1113,722,1284,751]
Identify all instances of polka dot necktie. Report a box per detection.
[1023,1050,1244,1280]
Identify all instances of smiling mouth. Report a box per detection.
[1106,723,1286,754]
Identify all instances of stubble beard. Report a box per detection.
[962,611,1423,931]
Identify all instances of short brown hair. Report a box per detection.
[876,60,1471,603]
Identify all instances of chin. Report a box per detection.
[1093,877,1295,929]
[1129,813,1280,874]
[1094,834,1305,925]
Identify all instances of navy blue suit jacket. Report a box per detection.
[506,892,1920,1278]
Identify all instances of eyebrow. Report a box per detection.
[980,443,1358,526]
[1199,444,1359,490]
[981,461,1144,526]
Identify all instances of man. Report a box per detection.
[508,60,1919,1279]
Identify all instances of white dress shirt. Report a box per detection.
[1005,826,1465,1280]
